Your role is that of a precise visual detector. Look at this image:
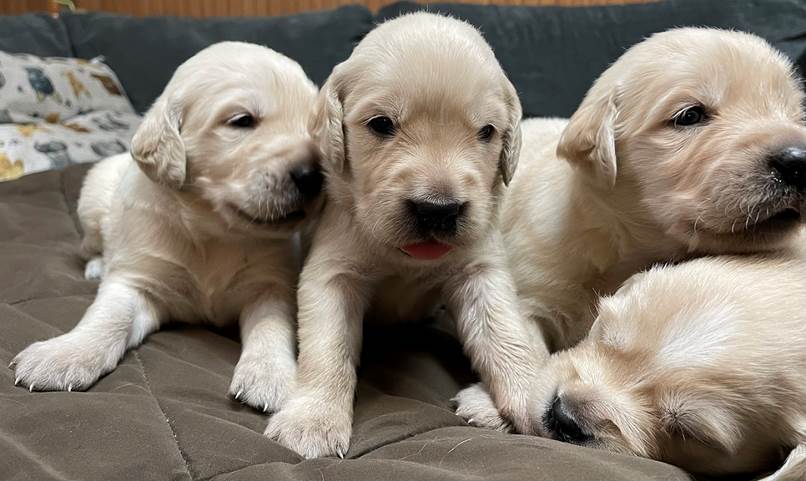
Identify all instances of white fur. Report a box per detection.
[13,42,320,414]
[265,12,543,458]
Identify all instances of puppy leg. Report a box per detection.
[444,236,548,434]
[230,288,297,413]
[12,277,161,391]
[84,256,105,281]
[453,382,513,432]
[265,258,370,459]
[759,443,806,481]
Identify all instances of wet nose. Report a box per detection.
[543,395,590,444]
[407,199,466,235]
[769,146,806,190]
[290,164,324,199]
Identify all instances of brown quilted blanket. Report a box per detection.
[0,165,692,481]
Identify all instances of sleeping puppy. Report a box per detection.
[265,12,542,458]
[456,251,806,479]
[456,28,806,423]
[11,42,323,413]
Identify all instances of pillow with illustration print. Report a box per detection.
[0,50,135,124]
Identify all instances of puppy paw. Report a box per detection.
[264,392,352,458]
[453,383,513,432]
[229,353,295,413]
[12,333,119,391]
[84,257,105,281]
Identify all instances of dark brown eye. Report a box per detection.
[367,116,395,137]
[478,124,495,142]
[228,113,256,128]
[672,106,708,127]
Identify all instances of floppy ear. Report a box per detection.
[498,78,522,186]
[309,75,346,175]
[556,83,618,188]
[130,95,186,189]
[659,392,742,455]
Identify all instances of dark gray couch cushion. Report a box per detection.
[61,6,374,113]
[378,0,806,118]
[0,13,72,57]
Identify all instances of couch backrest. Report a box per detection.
[0,13,72,57]
[59,6,375,113]
[379,0,806,117]
[3,1,805,117]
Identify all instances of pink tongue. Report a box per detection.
[401,240,453,260]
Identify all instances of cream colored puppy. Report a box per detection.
[456,252,806,479]
[456,28,806,424]
[11,42,323,413]
[265,12,542,458]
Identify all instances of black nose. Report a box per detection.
[769,146,806,190]
[407,199,465,235]
[290,165,324,199]
[543,395,590,444]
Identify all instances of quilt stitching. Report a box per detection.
[133,350,195,481]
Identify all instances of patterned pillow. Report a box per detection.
[0,51,135,123]
[0,51,141,181]
[0,111,140,181]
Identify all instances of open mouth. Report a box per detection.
[230,205,306,226]
[399,239,454,260]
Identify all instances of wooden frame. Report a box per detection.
[2,0,649,17]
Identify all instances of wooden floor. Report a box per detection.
[1,0,650,17]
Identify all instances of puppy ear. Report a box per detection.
[130,95,186,189]
[659,391,742,455]
[309,76,346,174]
[556,84,618,188]
[498,78,522,186]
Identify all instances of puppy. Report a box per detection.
[265,12,542,458]
[457,251,806,479]
[11,42,322,413]
[456,28,806,422]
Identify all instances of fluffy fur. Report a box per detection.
[265,12,543,458]
[11,42,321,413]
[456,249,806,479]
[456,28,806,424]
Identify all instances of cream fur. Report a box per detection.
[12,42,321,414]
[455,249,806,478]
[265,12,543,458]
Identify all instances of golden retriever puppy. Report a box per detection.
[265,12,542,458]
[456,28,806,423]
[11,42,322,413]
[457,251,806,479]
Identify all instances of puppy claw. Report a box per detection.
[336,448,345,459]
[67,384,73,392]
[263,402,269,413]
[29,383,34,392]
[8,360,16,369]
[14,377,20,386]
[235,389,242,401]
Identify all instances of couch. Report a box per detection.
[2,1,805,480]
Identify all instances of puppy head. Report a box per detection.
[529,267,789,475]
[310,12,522,261]
[558,28,806,253]
[131,41,322,238]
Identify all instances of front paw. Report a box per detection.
[12,333,119,391]
[264,392,352,458]
[229,352,295,413]
[453,383,513,432]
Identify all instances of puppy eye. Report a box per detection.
[227,113,257,129]
[478,124,495,142]
[672,106,708,128]
[367,116,396,138]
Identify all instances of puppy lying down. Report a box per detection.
[11,42,323,413]
[457,252,806,479]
